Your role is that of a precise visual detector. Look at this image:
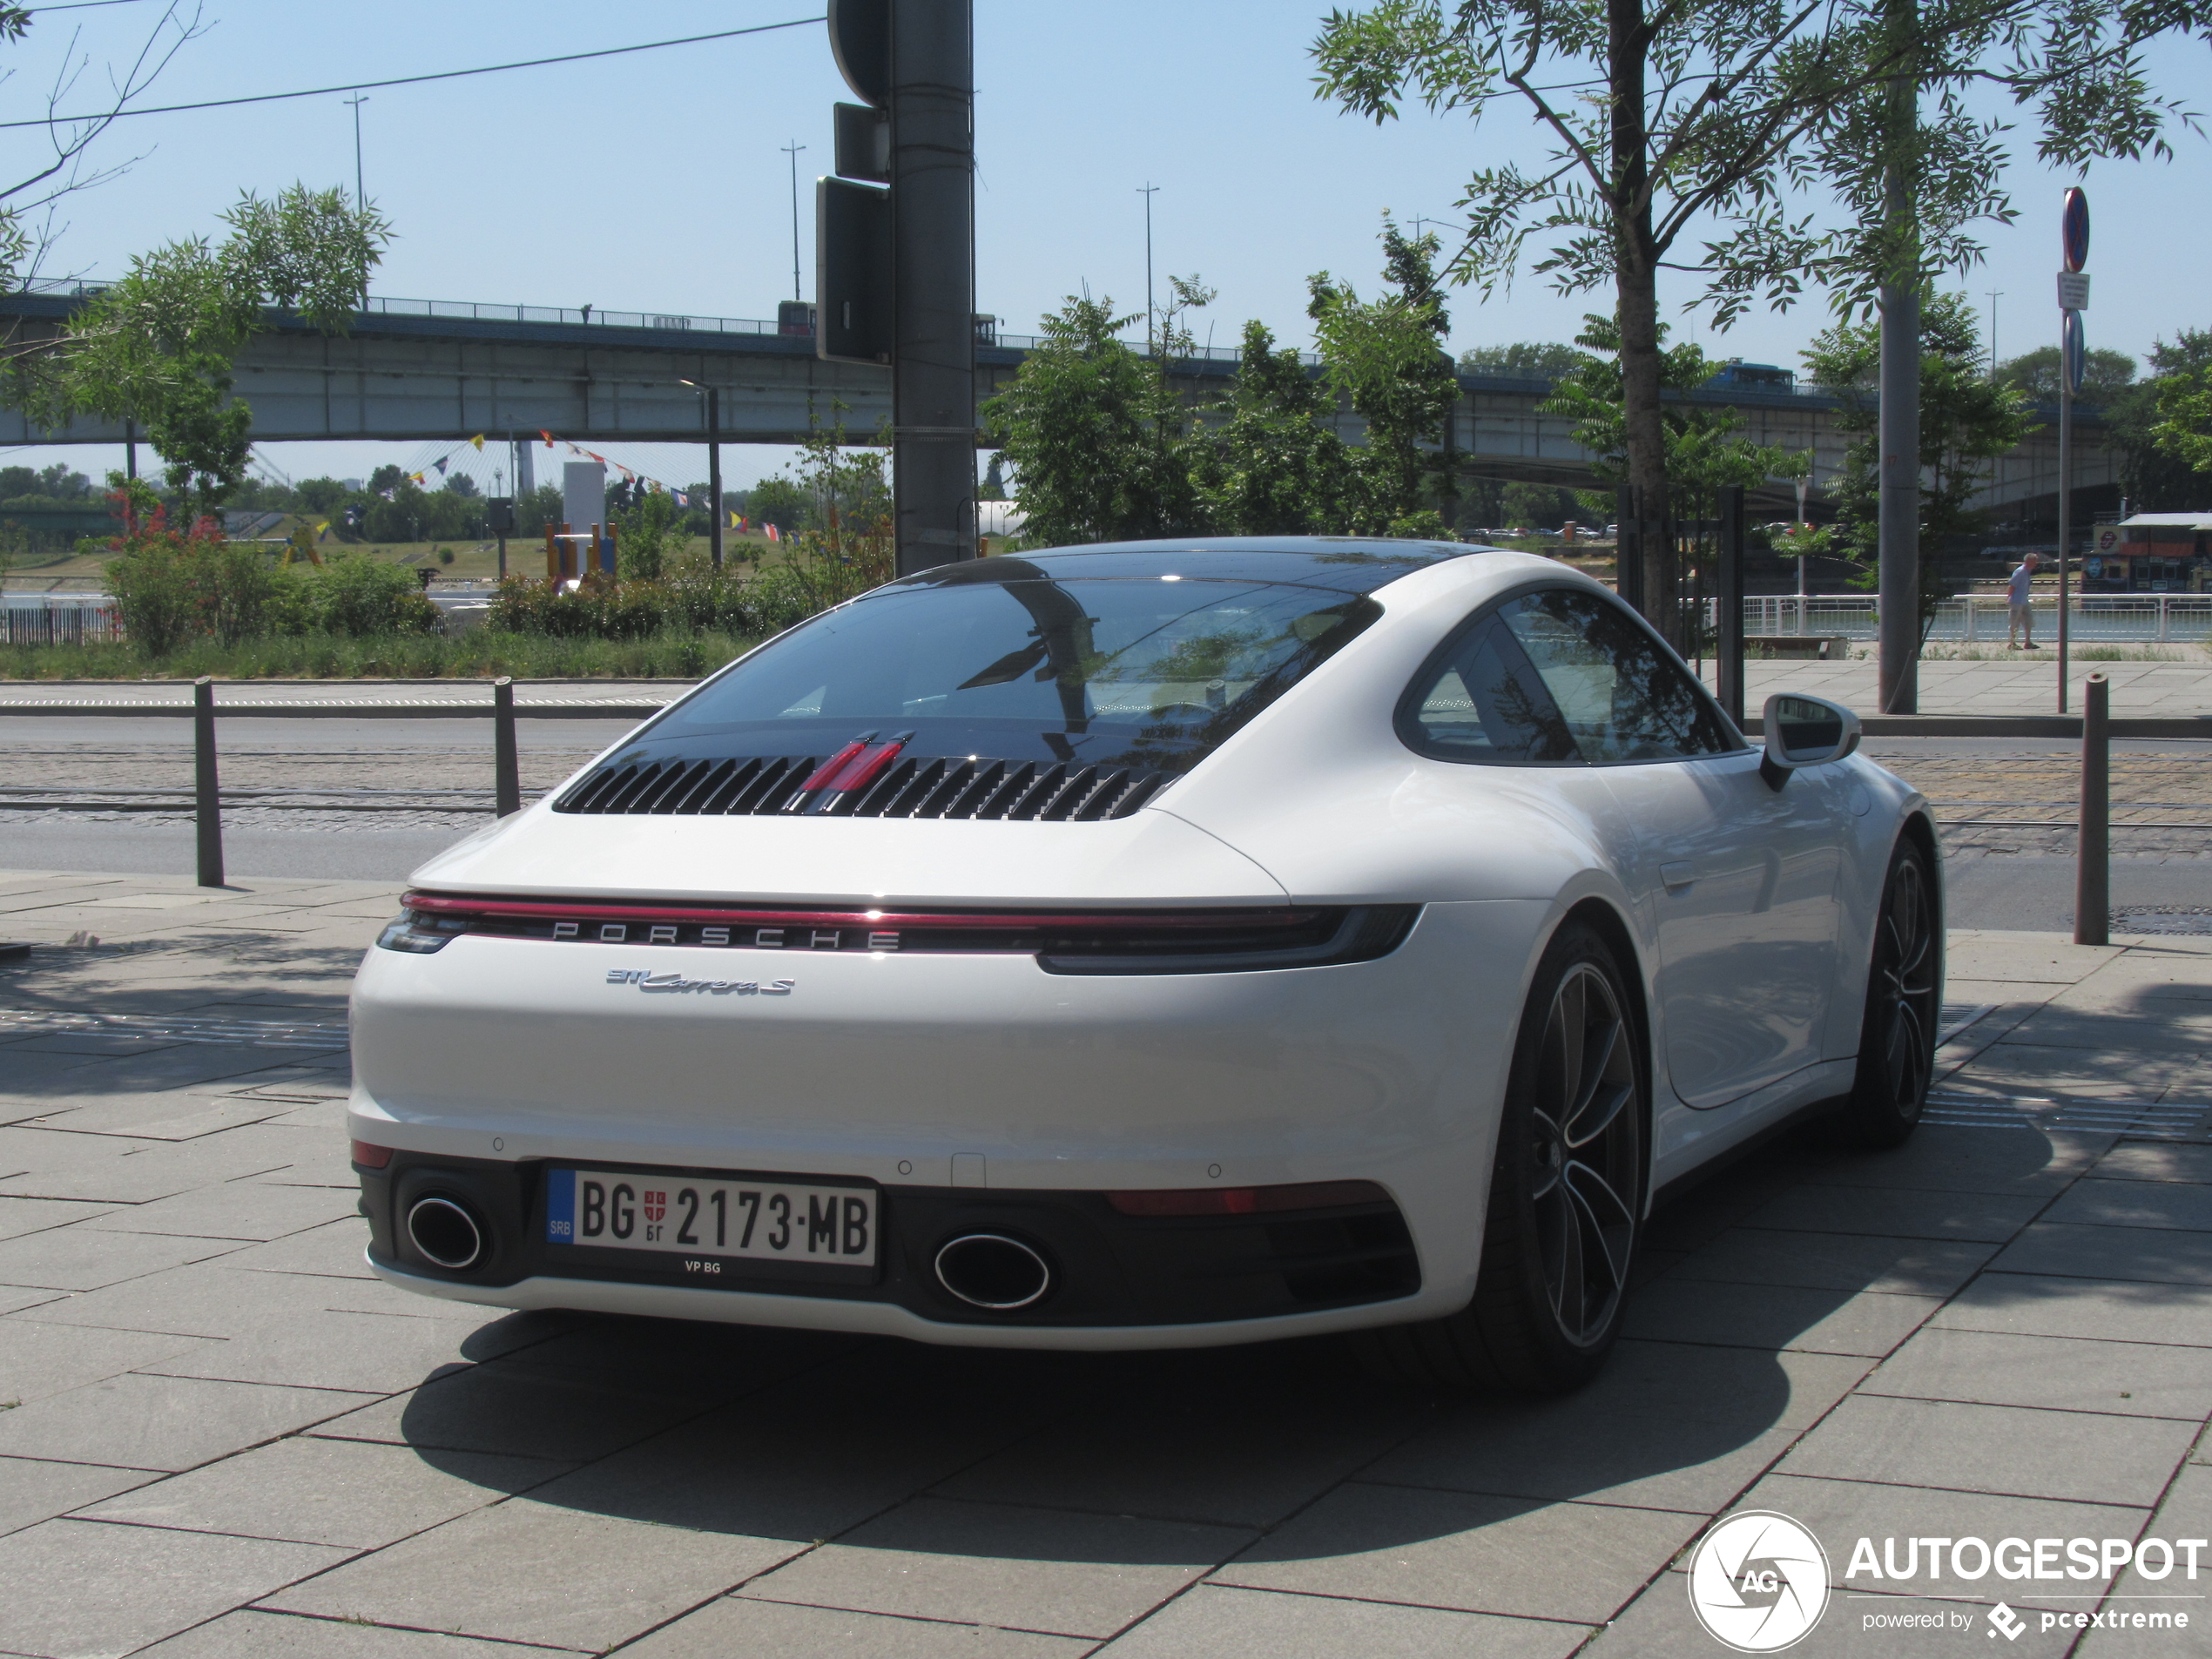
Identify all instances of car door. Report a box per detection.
[1494,590,1850,1110]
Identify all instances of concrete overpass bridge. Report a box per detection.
[0,289,2108,521]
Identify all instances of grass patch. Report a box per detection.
[0,628,765,680]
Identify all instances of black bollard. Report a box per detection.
[193,677,224,887]
[494,677,521,817]
[2074,672,2108,947]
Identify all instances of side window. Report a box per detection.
[1498,590,1737,763]
[1399,616,1581,764]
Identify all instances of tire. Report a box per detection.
[1828,837,1940,1148]
[1359,920,1645,1394]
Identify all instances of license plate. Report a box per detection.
[545,1169,878,1270]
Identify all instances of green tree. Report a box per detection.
[1805,292,2034,637]
[745,476,806,536]
[1190,320,1354,535]
[2106,331,2212,509]
[295,477,350,513]
[1545,314,1800,523]
[1313,0,2206,644]
[612,487,690,582]
[14,186,389,522]
[2143,329,2212,482]
[982,293,1204,547]
[1460,341,1588,378]
[1996,346,2136,405]
[1307,221,1460,535]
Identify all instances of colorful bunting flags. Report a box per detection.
[469,434,485,451]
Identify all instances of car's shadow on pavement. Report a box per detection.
[386,1119,2034,1564]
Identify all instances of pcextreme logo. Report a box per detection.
[1689,1511,1831,1652]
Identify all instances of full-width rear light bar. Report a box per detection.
[377,893,1420,974]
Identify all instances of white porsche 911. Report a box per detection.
[350,538,1939,1393]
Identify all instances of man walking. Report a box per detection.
[2007,552,2040,650]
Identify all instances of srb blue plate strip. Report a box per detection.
[545,1167,576,1244]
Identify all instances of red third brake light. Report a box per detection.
[798,735,877,792]
[828,738,907,793]
[1105,1179,1388,1217]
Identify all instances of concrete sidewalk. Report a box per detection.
[0,872,2208,1657]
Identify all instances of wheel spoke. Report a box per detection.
[1565,1010,1622,1137]
[1546,1184,1586,1333]
[1563,1167,1632,1323]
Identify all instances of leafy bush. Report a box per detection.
[304,552,440,636]
[0,628,763,680]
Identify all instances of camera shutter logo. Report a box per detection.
[1687,1510,1831,1651]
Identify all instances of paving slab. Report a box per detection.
[0,1516,347,1659]
[308,1360,713,1464]
[0,1318,214,1404]
[1990,1221,2212,1285]
[1622,1280,1941,1357]
[1733,1184,2044,1243]
[1358,1342,1871,1514]
[740,1497,1252,1640]
[1659,1225,2000,1296]
[1095,1582,1588,1659]
[1932,1271,2212,1346]
[1775,1393,2199,1507]
[2041,1178,2212,1231]
[1215,1483,1701,1624]
[0,1370,374,1472]
[79,1179,360,1242]
[0,1453,159,1538]
[1858,1325,2212,1420]
[82,1434,564,1548]
[264,1496,799,1652]
[624,1595,1092,1659]
[134,1610,532,1658]
[0,1221,243,1291]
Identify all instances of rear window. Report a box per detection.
[649,559,1380,774]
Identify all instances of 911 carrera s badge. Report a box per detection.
[605,968,795,995]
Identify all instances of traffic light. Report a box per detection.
[819,0,893,368]
[815,0,975,577]
[818,179,890,365]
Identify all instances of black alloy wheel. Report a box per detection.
[1832,838,1940,1147]
[1358,920,1644,1394]
[1527,960,1641,1346]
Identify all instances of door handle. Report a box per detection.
[1660,861,1696,892]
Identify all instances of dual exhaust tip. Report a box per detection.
[934,1232,1051,1310]
[408,1196,1053,1313]
[406,1195,486,1271]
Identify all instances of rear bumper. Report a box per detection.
[364,1258,1437,1352]
[358,1149,1423,1332]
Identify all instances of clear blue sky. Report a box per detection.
[3,0,2206,493]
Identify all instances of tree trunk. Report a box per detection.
[1609,0,1676,645]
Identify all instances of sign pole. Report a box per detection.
[2055,187,2090,714]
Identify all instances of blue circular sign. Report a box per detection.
[2063,308,2087,394]
[2062,187,2090,273]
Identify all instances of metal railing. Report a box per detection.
[0,600,121,645]
[1735,594,2212,644]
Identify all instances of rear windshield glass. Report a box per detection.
[646,559,1381,773]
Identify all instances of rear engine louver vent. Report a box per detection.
[552,755,1168,821]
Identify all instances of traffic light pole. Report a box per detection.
[889,0,975,577]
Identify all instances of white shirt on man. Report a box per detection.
[2008,563,2034,606]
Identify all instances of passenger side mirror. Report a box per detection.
[1760,693,1860,790]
